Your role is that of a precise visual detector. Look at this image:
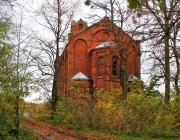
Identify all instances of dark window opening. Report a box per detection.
[79,24,83,31]
[112,56,118,76]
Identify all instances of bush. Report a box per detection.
[0,109,37,139]
[171,94,180,129]
[44,87,179,138]
[53,95,88,129]
[0,110,15,139]
[89,88,123,132]
[122,93,161,133]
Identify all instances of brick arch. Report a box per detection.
[90,29,114,50]
[74,39,88,75]
[94,29,112,41]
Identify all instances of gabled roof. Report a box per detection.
[71,72,90,81]
[72,17,139,42]
[60,17,140,62]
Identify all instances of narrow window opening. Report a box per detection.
[79,24,83,31]
[97,56,105,76]
[112,56,118,76]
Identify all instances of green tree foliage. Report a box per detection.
[0,22,9,39]
[0,22,19,139]
[171,94,180,129]
[127,0,142,9]
[127,0,167,10]
[0,23,14,139]
[84,0,143,9]
[0,22,34,139]
[0,22,13,97]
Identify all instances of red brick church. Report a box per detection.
[58,17,140,97]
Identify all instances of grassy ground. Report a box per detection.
[82,129,180,140]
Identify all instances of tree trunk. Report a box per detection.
[164,18,170,104]
[14,95,19,140]
[172,26,179,94]
[174,60,179,94]
[120,49,127,100]
[51,0,61,119]
[15,36,21,140]
[51,81,57,118]
[51,59,59,118]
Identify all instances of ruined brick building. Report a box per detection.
[58,17,140,98]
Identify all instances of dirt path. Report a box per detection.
[21,118,117,140]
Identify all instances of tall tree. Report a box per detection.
[0,0,34,139]
[138,0,179,103]
[87,0,180,103]
[34,0,79,117]
[85,0,139,100]
[169,5,179,94]
[10,3,34,138]
[0,21,32,140]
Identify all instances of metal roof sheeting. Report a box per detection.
[128,74,138,81]
[95,40,116,49]
[71,72,90,80]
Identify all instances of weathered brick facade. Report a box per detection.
[58,17,140,98]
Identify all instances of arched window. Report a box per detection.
[79,24,83,31]
[97,56,105,76]
[112,56,118,76]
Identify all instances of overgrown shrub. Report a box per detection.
[89,88,123,132]
[123,93,176,137]
[55,95,90,129]
[171,94,180,129]
[0,110,15,139]
[49,87,179,138]
[0,110,37,140]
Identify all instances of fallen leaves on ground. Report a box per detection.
[21,118,118,140]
